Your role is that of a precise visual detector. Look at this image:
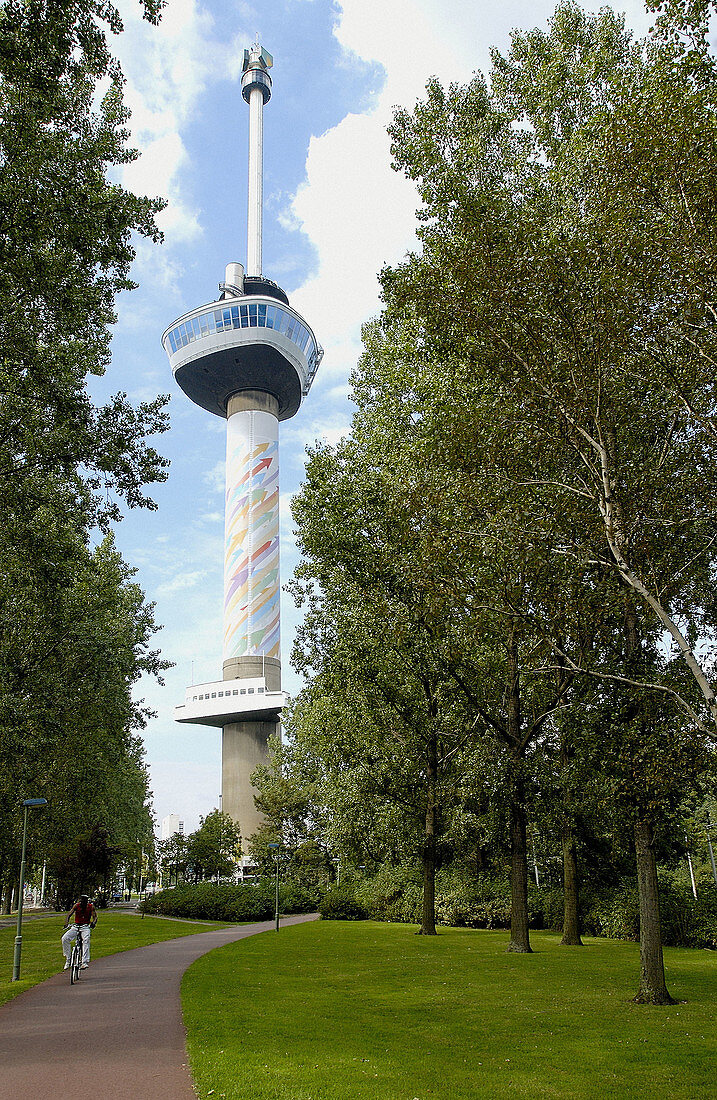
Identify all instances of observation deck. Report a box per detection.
[174,676,287,728]
[162,275,323,422]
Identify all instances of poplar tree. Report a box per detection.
[380,0,717,1001]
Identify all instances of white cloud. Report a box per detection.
[203,459,226,493]
[113,0,251,285]
[156,569,207,596]
[282,416,351,455]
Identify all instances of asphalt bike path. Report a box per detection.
[0,912,318,1097]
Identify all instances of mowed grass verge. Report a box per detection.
[0,911,231,1006]
[182,920,716,1100]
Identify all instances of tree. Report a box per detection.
[158,833,189,888]
[0,534,167,907]
[0,1,170,907]
[0,0,169,535]
[387,0,717,734]
[292,414,490,936]
[250,728,333,887]
[187,811,242,884]
[354,0,717,998]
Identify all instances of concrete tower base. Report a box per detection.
[221,718,278,841]
[220,655,281,842]
[223,654,281,690]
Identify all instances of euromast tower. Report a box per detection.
[161,42,322,842]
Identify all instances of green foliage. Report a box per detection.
[657,876,717,950]
[318,884,368,921]
[186,810,241,884]
[51,823,122,908]
[248,730,334,890]
[316,865,717,949]
[353,864,423,924]
[527,875,717,949]
[583,882,642,941]
[157,832,189,888]
[435,874,514,930]
[0,0,170,910]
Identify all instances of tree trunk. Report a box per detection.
[506,626,531,953]
[418,736,438,935]
[5,880,17,913]
[560,827,583,946]
[633,818,676,1005]
[507,775,531,952]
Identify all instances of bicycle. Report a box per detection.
[69,926,84,984]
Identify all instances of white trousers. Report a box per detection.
[62,923,91,965]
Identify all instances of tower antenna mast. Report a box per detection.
[242,39,273,276]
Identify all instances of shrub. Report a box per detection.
[530,873,717,948]
[658,875,717,949]
[435,872,547,930]
[354,864,422,923]
[530,885,564,933]
[138,880,316,922]
[278,881,321,914]
[318,884,367,920]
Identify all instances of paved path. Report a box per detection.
[0,913,317,1097]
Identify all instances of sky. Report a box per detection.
[104,0,656,832]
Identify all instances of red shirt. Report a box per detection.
[72,901,95,925]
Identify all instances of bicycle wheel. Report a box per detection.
[70,939,82,984]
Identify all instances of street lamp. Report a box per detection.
[12,797,48,981]
[268,843,280,932]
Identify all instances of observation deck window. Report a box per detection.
[166,300,320,379]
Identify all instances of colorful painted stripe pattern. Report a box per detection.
[224,408,280,661]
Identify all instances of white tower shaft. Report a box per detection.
[223,393,280,664]
[247,85,264,277]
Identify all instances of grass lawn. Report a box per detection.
[182,921,716,1100]
[0,911,230,1007]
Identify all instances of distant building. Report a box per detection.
[160,814,185,841]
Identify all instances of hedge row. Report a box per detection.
[139,880,317,922]
[143,872,716,948]
[318,870,717,949]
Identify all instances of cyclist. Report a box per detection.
[62,893,97,970]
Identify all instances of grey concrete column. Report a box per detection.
[226,390,279,417]
[223,654,281,690]
[221,718,278,842]
[221,657,280,842]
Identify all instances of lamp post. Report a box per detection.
[268,843,280,932]
[12,797,48,981]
